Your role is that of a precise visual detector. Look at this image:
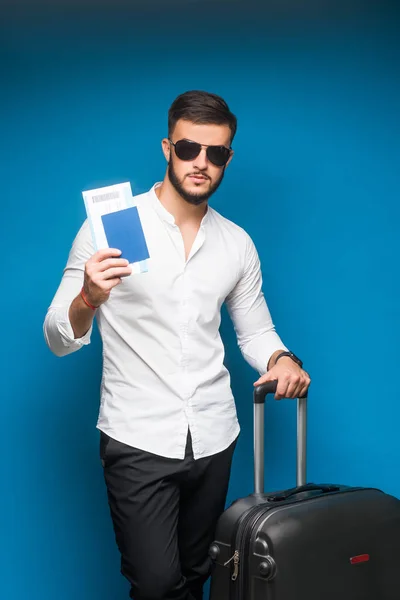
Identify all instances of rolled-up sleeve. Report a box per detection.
[225,233,288,375]
[43,220,95,357]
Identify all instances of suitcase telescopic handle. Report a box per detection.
[253,381,308,495]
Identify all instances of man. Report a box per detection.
[44,90,310,600]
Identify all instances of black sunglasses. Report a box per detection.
[169,138,232,167]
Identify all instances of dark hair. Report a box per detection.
[168,90,237,144]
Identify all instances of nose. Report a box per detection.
[193,147,209,170]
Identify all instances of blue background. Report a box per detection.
[2,1,399,598]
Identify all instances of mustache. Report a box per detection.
[186,172,210,180]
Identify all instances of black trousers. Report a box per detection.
[100,430,237,600]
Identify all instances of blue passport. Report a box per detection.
[101,206,150,264]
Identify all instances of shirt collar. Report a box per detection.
[150,183,175,225]
[149,182,210,226]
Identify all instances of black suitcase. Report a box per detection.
[209,382,400,600]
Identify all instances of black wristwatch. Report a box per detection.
[275,351,303,368]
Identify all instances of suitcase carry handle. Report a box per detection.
[253,381,308,495]
[266,483,340,502]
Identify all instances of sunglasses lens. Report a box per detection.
[207,146,231,167]
[174,140,201,161]
[173,139,231,166]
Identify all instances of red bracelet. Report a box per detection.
[80,287,98,311]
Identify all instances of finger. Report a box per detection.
[254,371,274,386]
[285,375,302,398]
[92,248,122,262]
[89,270,130,295]
[100,266,132,280]
[299,376,311,398]
[96,258,130,273]
[103,277,123,291]
[299,386,308,398]
[275,374,291,400]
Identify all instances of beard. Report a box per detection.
[167,156,225,206]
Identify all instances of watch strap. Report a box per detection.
[275,351,303,369]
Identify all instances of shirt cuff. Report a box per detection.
[56,304,93,348]
[242,333,288,376]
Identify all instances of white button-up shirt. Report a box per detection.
[44,183,287,459]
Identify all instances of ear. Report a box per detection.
[225,149,234,169]
[161,138,171,162]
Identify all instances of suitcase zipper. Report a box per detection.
[224,505,267,587]
[223,550,240,580]
[235,508,267,599]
